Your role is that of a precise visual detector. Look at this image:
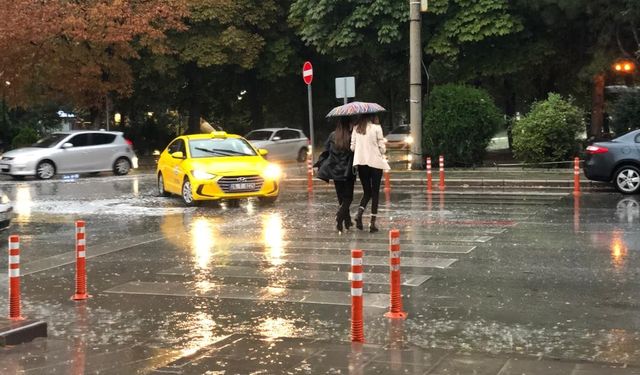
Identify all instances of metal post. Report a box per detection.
[343,80,348,104]
[105,95,110,131]
[409,1,423,169]
[307,84,315,162]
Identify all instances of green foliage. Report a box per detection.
[427,0,524,62]
[12,127,38,148]
[512,93,584,163]
[610,92,640,135]
[423,84,503,166]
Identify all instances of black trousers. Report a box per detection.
[334,178,355,220]
[357,165,383,215]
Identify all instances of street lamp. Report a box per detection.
[613,59,636,73]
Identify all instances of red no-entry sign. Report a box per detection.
[302,61,313,85]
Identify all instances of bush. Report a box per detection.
[12,127,39,148]
[610,91,640,135]
[512,93,584,164]
[423,84,502,166]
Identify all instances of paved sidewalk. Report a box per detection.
[151,334,640,374]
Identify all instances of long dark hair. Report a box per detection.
[334,117,351,151]
[355,114,373,135]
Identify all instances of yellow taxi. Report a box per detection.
[156,131,281,205]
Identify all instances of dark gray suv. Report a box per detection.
[584,129,640,194]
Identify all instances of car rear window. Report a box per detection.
[245,130,273,141]
[91,133,116,145]
[189,138,257,158]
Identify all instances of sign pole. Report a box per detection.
[307,84,314,162]
[343,80,348,104]
[303,61,315,162]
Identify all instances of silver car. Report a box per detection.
[0,131,138,180]
[245,128,309,162]
[0,190,12,230]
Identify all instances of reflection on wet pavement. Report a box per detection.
[2,175,640,373]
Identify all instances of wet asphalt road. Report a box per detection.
[0,171,639,373]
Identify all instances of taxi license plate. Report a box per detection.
[230,183,255,191]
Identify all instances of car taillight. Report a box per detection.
[586,145,608,154]
[125,139,133,146]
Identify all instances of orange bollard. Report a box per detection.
[426,157,432,193]
[8,235,22,320]
[573,157,581,196]
[438,155,445,191]
[351,249,364,342]
[307,141,313,193]
[385,230,407,319]
[73,220,89,300]
[384,170,391,193]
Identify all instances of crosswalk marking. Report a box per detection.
[229,243,475,255]
[158,265,431,286]
[105,281,391,309]
[196,251,457,269]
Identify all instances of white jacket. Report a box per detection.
[350,123,390,171]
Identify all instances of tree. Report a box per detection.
[422,84,502,166]
[610,91,640,134]
[0,0,186,117]
[512,93,584,164]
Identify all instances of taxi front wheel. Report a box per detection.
[182,178,197,206]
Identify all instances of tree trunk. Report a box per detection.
[591,72,605,139]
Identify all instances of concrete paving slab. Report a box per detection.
[104,281,391,308]
[0,318,47,346]
[158,265,432,286]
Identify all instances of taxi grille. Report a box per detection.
[217,175,263,193]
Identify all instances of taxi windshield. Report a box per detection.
[189,138,257,158]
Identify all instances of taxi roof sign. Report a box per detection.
[210,131,228,138]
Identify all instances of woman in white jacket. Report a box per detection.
[350,114,390,232]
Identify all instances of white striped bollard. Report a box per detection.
[73,220,89,300]
[384,230,407,319]
[8,235,22,319]
[351,249,364,342]
[438,155,445,191]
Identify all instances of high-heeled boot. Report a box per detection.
[344,210,353,230]
[336,211,344,232]
[355,206,365,230]
[369,215,379,233]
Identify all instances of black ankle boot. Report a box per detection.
[355,207,364,230]
[369,215,379,233]
[336,212,344,232]
[344,211,353,230]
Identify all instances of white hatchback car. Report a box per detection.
[245,128,309,162]
[0,130,138,180]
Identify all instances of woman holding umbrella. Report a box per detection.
[316,116,356,232]
[350,113,389,232]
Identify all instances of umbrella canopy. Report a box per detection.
[325,101,386,118]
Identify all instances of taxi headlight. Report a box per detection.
[404,135,414,144]
[262,164,282,180]
[192,170,216,180]
[0,195,9,204]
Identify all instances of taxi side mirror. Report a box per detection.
[61,143,73,149]
[272,136,281,141]
[258,149,269,156]
[171,151,185,159]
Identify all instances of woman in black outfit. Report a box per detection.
[316,117,356,232]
